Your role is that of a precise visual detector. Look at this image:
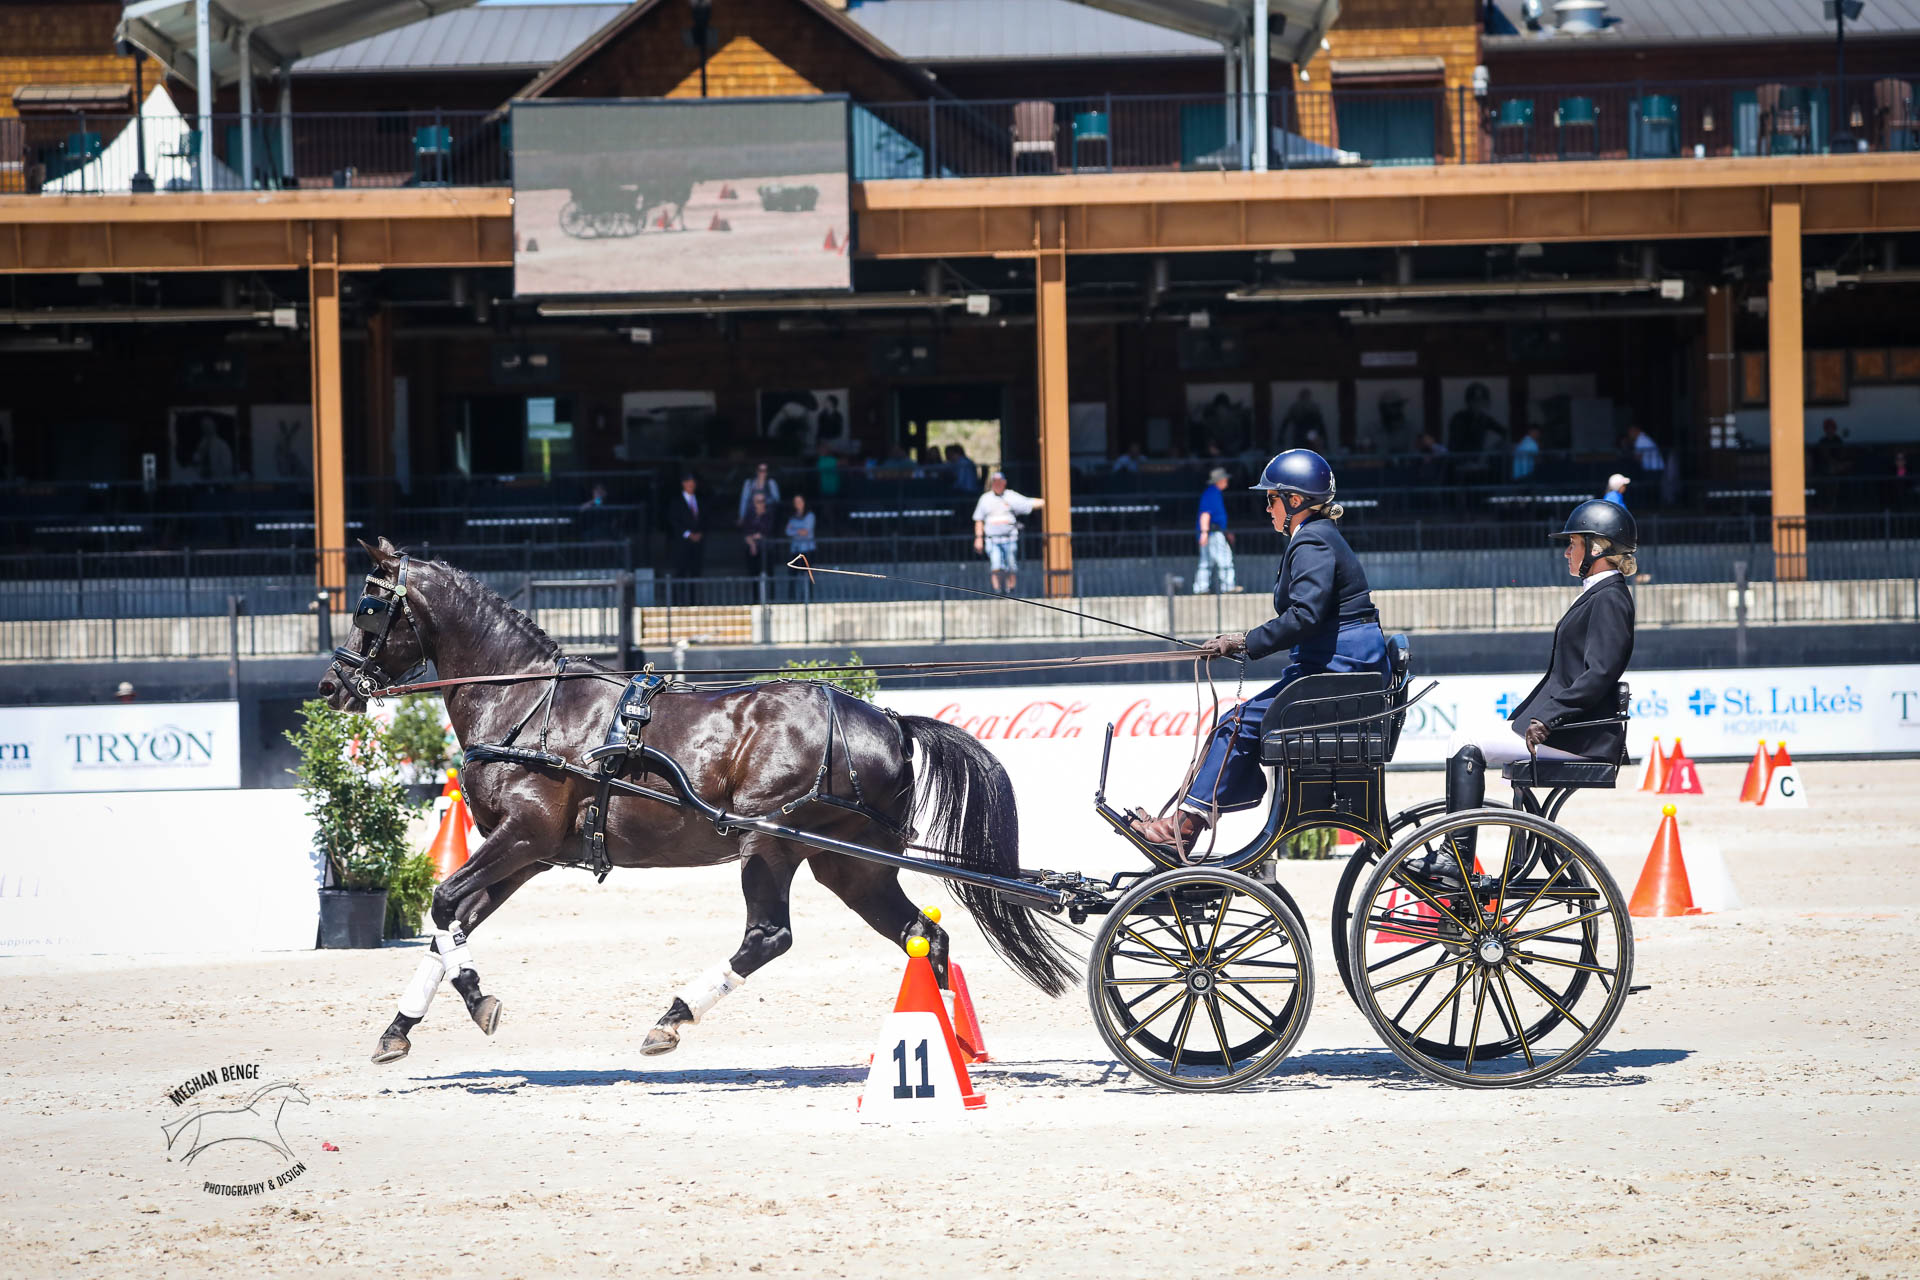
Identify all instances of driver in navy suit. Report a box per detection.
[1129,450,1391,855]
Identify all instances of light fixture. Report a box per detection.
[1516,242,1545,258]
[1659,278,1686,300]
[1228,277,1670,303]
[1702,106,1715,133]
[965,293,993,316]
[535,292,967,318]
[1187,310,1211,328]
[272,306,298,328]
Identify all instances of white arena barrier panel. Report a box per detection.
[0,701,242,794]
[0,790,321,956]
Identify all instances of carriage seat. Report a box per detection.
[1499,759,1620,788]
[1258,672,1390,767]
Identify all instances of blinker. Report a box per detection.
[353,596,390,632]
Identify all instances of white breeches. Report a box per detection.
[1445,729,1598,768]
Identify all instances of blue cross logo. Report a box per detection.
[1494,693,1517,717]
[1688,689,1716,717]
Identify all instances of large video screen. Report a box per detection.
[512,97,852,297]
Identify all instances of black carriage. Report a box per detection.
[559,175,645,239]
[1077,635,1639,1091]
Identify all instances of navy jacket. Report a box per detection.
[1509,573,1635,759]
[1243,516,1380,665]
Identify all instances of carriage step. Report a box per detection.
[1629,984,1651,994]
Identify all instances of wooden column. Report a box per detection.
[1034,211,1074,598]
[308,223,347,598]
[1768,191,1807,581]
[1703,284,1736,486]
[365,305,394,539]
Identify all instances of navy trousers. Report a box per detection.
[1181,620,1390,815]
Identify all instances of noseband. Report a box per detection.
[328,555,430,700]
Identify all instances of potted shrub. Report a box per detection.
[287,699,431,948]
[751,651,879,701]
[387,691,459,805]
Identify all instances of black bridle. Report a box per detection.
[328,555,430,700]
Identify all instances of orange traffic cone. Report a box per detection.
[857,939,984,1118]
[946,961,989,1064]
[1638,737,1667,791]
[1630,804,1703,917]
[719,183,737,199]
[1738,740,1770,804]
[708,213,731,232]
[430,791,471,880]
[823,227,839,252]
[1757,742,1807,807]
[440,767,459,799]
[1660,739,1703,794]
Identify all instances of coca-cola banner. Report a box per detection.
[877,666,1920,873]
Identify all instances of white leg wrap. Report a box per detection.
[675,965,747,1024]
[397,932,473,1019]
[398,950,449,1019]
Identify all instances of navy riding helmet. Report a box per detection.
[1550,499,1637,550]
[1252,449,1336,504]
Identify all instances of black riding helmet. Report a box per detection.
[1251,449,1336,508]
[1550,499,1637,576]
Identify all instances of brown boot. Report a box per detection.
[1127,809,1209,848]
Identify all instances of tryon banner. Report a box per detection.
[0,702,242,794]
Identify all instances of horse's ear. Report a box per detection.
[358,537,397,567]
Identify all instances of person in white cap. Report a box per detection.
[115,681,136,703]
[1604,472,1630,509]
[970,470,1042,594]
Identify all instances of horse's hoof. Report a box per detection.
[471,995,502,1037]
[371,1034,411,1064]
[640,1025,680,1056]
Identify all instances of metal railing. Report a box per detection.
[7,73,1915,198]
[1,517,1915,663]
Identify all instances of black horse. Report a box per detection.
[320,540,1074,1064]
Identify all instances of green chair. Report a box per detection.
[1072,110,1110,172]
[1633,93,1679,158]
[413,125,452,186]
[1555,96,1597,159]
[1494,98,1534,161]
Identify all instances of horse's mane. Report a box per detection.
[415,555,563,662]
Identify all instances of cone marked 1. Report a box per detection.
[1659,739,1703,795]
[1629,804,1703,917]
[1638,737,1666,791]
[857,951,984,1119]
[1738,740,1770,805]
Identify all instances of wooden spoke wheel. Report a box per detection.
[1088,868,1314,1093]
[1328,798,1513,1006]
[1347,809,1633,1088]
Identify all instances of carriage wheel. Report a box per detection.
[1347,809,1632,1088]
[1088,868,1313,1092]
[1329,798,1513,1005]
[559,200,590,238]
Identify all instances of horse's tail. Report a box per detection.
[900,716,1078,998]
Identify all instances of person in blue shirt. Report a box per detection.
[1129,450,1391,854]
[1604,472,1630,509]
[1193,466,1240,593]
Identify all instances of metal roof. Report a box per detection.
[1487,0,1920,48]
[1062,0,1340,66]
[296,2,627,72]
[120,0,482,85]
[843,0,1221,61]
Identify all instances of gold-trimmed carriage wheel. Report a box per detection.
[1329,798,1515,1006]
[1348,809,1633,1088]
[1088,868,1314,1092]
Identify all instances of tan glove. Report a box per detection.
[1198,632,1247,660]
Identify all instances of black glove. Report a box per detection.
[1524,719,1550,751]
[1198,632,1247,660]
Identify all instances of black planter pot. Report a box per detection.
[318,888,389,949]
[405,782,444,806]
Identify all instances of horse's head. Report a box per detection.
[319,537,432,711]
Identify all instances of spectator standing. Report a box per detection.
[1194,467,1240,594]
[741,491,776,576]
[1604,472,1631,509]
[1624,426,1665,472]
[114,681,136,703]
[1512,425,1542,479]
[668,472,705,599]
[1279,388,1328,450]
[785,493,816,555]
[1111,442,1146,474]
[971,470,1042,595]
[737,462,780,522]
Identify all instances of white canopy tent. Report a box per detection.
[1064,0,1341,170]
[116,0,479,191]
[44,84,242,194]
